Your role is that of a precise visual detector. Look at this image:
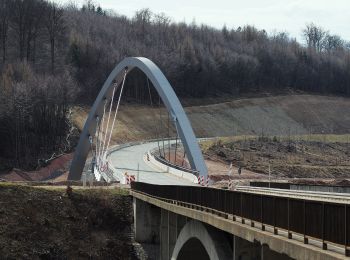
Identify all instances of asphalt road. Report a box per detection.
[108,141,196,186]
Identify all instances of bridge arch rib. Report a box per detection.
[68,57,208,181]
[171,220,232,260]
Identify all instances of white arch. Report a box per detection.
[171,220,232,260]
[68,57,208,180]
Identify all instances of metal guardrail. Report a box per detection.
[131,182,350,257]
[149,143,199,175]
[250,181,350,194]
[152,153,199,175]
[239,186,350,198]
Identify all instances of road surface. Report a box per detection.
[108,141,196,186]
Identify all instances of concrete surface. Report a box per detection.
[108,141,196,186]
[171,220,232,260]
[131,191,347,260]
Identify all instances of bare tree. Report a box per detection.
[134,8,152,36]
[45,2,65,74]
[303,23,327,52]
[10,0,27,60]
[153,12,171,46]
[322,34,344,52]
[0,0,10,63]
[25,0,46,62]
[9,0,46,61]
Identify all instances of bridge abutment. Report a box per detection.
[133,197,161,243]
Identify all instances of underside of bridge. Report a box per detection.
[133,198,293,260]
[176,238,209,260]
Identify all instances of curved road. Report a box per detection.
[108,141,196,186]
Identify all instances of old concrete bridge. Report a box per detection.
[131,182,349,260]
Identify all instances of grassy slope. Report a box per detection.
[0,184,137,259]
[72,94,350,144]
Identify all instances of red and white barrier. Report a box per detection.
[125,174,136,185]
[197,176,210,186]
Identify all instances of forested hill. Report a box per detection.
[1,0,350,102]
[0,0,350,170]
[60,4,350,100]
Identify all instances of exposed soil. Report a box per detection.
[0,184,140,259]
[72,94,350,143]
[0,154,73,182]
[203,138,350,179]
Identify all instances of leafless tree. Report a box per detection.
[9,0,46,61]
[0,0,10,63]
[45,2,65,74]
[303,23,327,52]
[322,34,344,52]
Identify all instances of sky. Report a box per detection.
[57,0,350,42]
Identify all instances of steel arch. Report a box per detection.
[68,57,208,180]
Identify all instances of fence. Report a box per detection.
[131,182,350,256]
[250,181,350,194]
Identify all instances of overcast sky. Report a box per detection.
[57,0,350,42]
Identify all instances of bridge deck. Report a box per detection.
[108,141,196,186]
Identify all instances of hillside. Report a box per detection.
[0,184,141,259]
[203,137,350,179]
[73,94,350,143]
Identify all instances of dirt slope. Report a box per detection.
[204,138,350,179]
[73,94,350,144]
[0,184,138,259]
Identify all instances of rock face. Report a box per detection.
[0,184,140,259]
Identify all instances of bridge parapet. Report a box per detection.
[146,150,198,184]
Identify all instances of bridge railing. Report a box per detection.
[149,144,199,175]
[131,182,350,257]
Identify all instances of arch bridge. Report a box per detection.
[68,57,207,182]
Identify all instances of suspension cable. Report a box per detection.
[147,77,162,156]
[97,98,108,167]
[89,135,95,157]
[159,96,166,158]
[88,135,96,172]
[94,116,100,164]
[104,69,128,158]
[174,135,178,165]
[168,111,171,162]
[173,117,180,166]
[100,83,118,162]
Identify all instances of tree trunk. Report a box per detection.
[51,38,55,74]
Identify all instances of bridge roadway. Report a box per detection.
[106,140,350,204]
[107,140,196,186]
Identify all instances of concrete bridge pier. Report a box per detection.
[133,197,161,244]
